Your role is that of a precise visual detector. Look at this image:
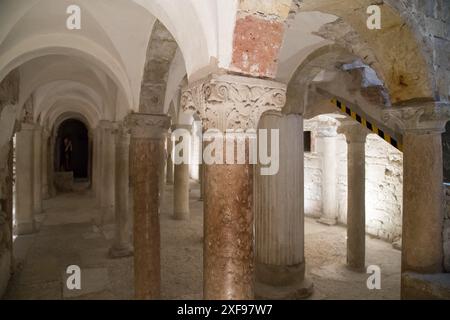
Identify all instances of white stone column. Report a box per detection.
[339,123,369,271]
[383,103,449,299]
[15,123,36,235]
[255,111,313,299]
[316,126,338,225]
[110,125,133,258]
[33,125,43,214]
[97,121,116,226]
[173,124,191,220]
[41,129,50,200]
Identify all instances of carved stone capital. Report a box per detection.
[125,113,170,139]
[338,121,369,144]
[181,74,286,131]
[382,102,450,135]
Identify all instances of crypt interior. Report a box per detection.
[0,0,449,300]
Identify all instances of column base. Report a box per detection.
[173,212,190,220]
[109,245,134,259]
[255,278,314,300]
[255,262,313,299]
[16,222,36,235]
[318,217,337,226]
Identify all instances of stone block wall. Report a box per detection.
[389,0,450,101]
[304,119,403,243]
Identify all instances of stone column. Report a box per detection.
[41,129,50,200]
[159,133,167,201]
[48,133,57,198]
[127,113,169,300]
[173,124,191,220]
[15,123,36,235]
[93,127,101,200]
[383,103,449,299]
[255,111,313,299]
[87,132,93,187]
[110,125,133,258]
[316,126,338,225]
[166,133,174,185]
[5,140,14,240]
[181,74,286,300]
[33,125,43,214]
[339,123,369,272]
[97,121,116,225]
[199,138,206,201]
[198,163,204,201]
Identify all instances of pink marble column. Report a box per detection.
[182,74,286,300]
[127,113,169,300]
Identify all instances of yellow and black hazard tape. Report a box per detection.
[330,98,403,152]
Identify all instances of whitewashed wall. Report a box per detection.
[304,118,403,243]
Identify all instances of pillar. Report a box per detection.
[48,133,56,197]
[110,125,133,258]
[41,129,50,200]
[15,123,36,235]
[93,127,101,200]
[255,111,313,299]
[383,103,449,299]
[199,139,206,201]
[97,121,116,225]
[166,133,174,185]
[339,123,369,272]
[87,132,93,188]
[316,126,338,225]
[198,163,204,201]
[159,133,167,201]
[173,124,191,220]
[127,113,169,300]
[33,125,42,214]
[181,74,286,300]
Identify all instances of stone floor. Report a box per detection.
[4,182,401,300]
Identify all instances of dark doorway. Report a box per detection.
[56,119,89,179]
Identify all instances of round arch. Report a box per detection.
[294,0,435,103]
[0,34,133,110]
